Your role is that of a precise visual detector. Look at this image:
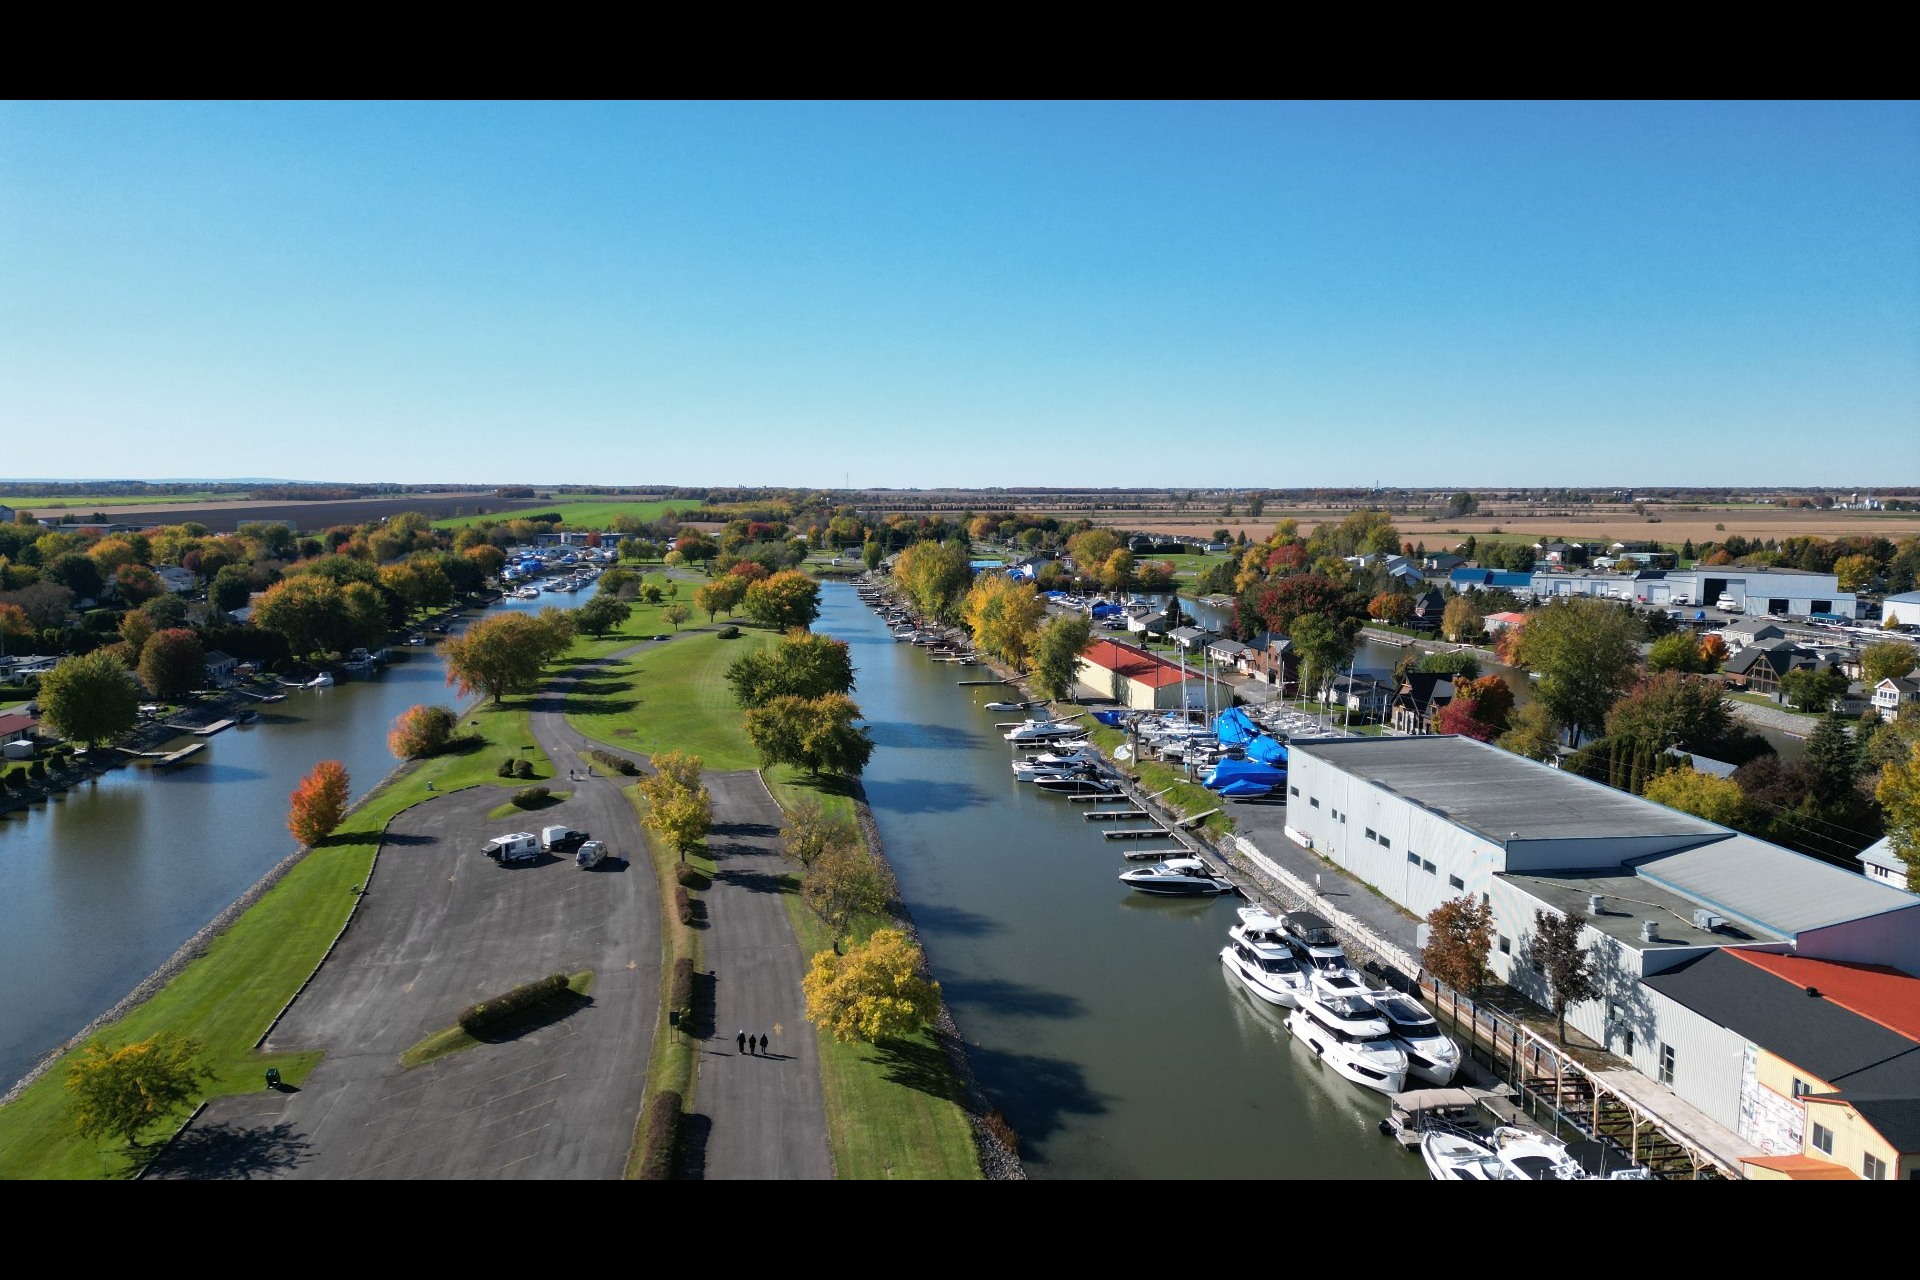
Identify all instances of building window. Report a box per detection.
[1407,852,1420,867]
[1289,786,1299,797]
[1310,797,1319,809]
[1364,827,1376,842]
[1864,1153,1886,1181]
[1498,935,1511,954]
[1421,859,1436,874]
[1379,835,1391,850]
[1622,1028,1634,1056]
[1339,813,1347,825]
[1791,1078,1812,1098]
[1811,1123,1833,1155]
[1448,874,1464,890]
[1659,1043,1676,1086]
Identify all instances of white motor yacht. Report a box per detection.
[1118,857,1234,897]
[1221,908,1309,1007]
[305,671,334,688]
[1490,1126,1591,1180]
[1280,911,1363,983]
[1004,719,1087,745]
[1010,747,1101,779]
[1361,990,1462,1086]
[1284,974,1409,1095]
[1422,1130,1513,1181]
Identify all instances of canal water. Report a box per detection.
[0,591,565,1091]
[817,583,1421,1179]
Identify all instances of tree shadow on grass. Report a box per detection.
[564,679,632,699]
[563,697,640,716]
[140,1120,313,1180]
[468,990,595,1044]
[713,866,799,896]
[874,1034,967,1105]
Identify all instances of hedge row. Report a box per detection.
[588,748,639,776]
[458,973,571,1037]
[673,884,694,926]
[669,956,694,1018]
[637,1091,682,1180]
[497,756,537,778]
[512,785,551,808]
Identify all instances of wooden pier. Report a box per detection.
[193,719,236,736]
[152,742,205,766]
[1104,827,1169,840]
[1083,809,1149,821]
[1121,846,1186,861]
[957,678,1011,686]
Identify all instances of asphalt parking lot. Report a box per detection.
[148,778,658,1179]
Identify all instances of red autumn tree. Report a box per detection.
[729,560,770,583]
[288,760,350,846]
[388,704,457,761]
[1435,675,1514,742]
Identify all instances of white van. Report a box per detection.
[484,832,540,863]
[575,840,610,869]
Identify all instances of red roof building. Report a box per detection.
[1077,638,1230,711]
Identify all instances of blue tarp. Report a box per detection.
[1091,603,1125,618]
[1204,758,1286,791]
[1214,706,1259,746]
[1092,710,1130,727]
[1244,735,1288,766]
[1218,779,1278,798]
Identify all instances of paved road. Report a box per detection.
[686,771,832,1179]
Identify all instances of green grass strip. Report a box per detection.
[400,971,594,1069]
[565,626,778,772]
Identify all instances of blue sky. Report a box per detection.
[3,101,1915,490]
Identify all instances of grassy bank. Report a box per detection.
[0,700,548,1179]
[565,627,777,771]
[1088,725,1236,837]
[763,770,980,1180]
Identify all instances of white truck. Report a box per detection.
[540,825,589,853]
[574,839,611,869]
[484,832,540,864]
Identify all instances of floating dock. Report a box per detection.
[193,719,235,736]
[1104,828,1169,840]
[153,742,205,766]
[1083,810,1149,821]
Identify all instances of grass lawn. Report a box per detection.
[0,700,548,1179]
[565,626,778,771]
[764,770,981,1180]
[432,499,694,530]
[1088,725,1236,837]
[1150,551,1233,580]
[1730,691,1822,717]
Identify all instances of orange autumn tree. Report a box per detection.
[288,760,350,845]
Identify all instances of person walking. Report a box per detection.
[758,1032,768,1056]
[737,1029,746,1054]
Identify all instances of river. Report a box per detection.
[817,582,1421,1179]
[0,591,564,1091]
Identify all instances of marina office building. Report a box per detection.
[1283,736,1920,1169]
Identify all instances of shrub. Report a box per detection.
[984,1109,1020,1155]
[29,759,45,780]
[674,863,705,890]
[458,972,571,1037]
[588,747,639,776]
[669,956,694,1018]
[637,1091,681,1180]
[717,625,741,639]
[512,785,551,808]
[497,756,517,778]
[514,758,536,779]
[674,884,694,926]
[388,704,458,761]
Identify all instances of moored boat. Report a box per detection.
[1118,856,1234,897]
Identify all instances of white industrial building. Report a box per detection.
[1883,591,1920,629]
[1283,736,1920,1130]
[1651,568,1855,618]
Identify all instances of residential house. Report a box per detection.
[1422,553,1466,573]
[1207,637,1250,670]
[1168,626,1217,653]
[1874,675,1920,718]
[1719,619,1788,653]
[1410,588,1447,622]
[1127,611,1170,638]
[0,504,13,525]
[155,566,197,595]
[1642,950,1920,1180]
[1322,671,1394,719]
[203,650,239,685]
[1388,671,1457,734]
[1722,639,1811,695]
[1858,837,1911,893]
[1241,634,1298,695]
[1483,610,1528,633]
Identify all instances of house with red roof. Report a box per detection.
[1075,637,1231,711]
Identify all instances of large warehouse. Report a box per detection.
[1282,736,1920,1133]
[1654,568,1855,618]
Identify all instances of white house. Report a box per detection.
[1857,836,1912,892]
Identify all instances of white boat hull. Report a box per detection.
[1220,947,1300,1007]
[1285,1009,1407,1095]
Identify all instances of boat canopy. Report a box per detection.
[1214,706,1260,745]
[1203,758,1286,792]
[1092,709,1131,727]
[1244,735,1288,767]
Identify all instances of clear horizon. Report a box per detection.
[4,101,1916,489]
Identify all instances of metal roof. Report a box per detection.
[1631,836,1920,937]
[1858,836,1907,874]
[1499,869,1780,950]
[1287,736,1725,844]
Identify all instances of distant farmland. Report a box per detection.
[431,499,694,529]
[18,493,499,534]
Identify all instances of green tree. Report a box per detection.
[137,628,205,701]
[1874,741,1920,885]
[779,796,859,868]
[65,1033,215,1148]
[801,843,898,946]
[802,928,940,1043]
[1422,895,1494,995]
[744,693,874,778]
[1497,701,1562,762]
[1289,611,1357,704]
[1531,909,1600,1045]
[1510,598,1641,746]
[211,564,254,614]
[1605,672,1737,755]
[742,570,821,630]
[727,629,855,708]
[862,540,884,572]
[37,649,139,749]
[1031,613,1093,702]
[1779,666,1849,713]
[574,593,632,637]
[1646,632,1706,674]
[438,612,554,704]
[1861,641,1919,688]
[1643,769,1746,826]
[661,603,691,631]
[1800,712,1860,805]
[694,576,745,623]
[1417,649,1481,681]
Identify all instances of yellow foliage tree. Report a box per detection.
[1643,768,1746,827]
[802,928,941,1044]
[637,751,712,861]
[960,573,1046,668]
[65,1033,215,1147]
[1875,741,1920,885]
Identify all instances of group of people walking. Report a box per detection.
[737,1029,770,1056]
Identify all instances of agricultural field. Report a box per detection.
[432,499,695,530]
[0,492,239,509]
